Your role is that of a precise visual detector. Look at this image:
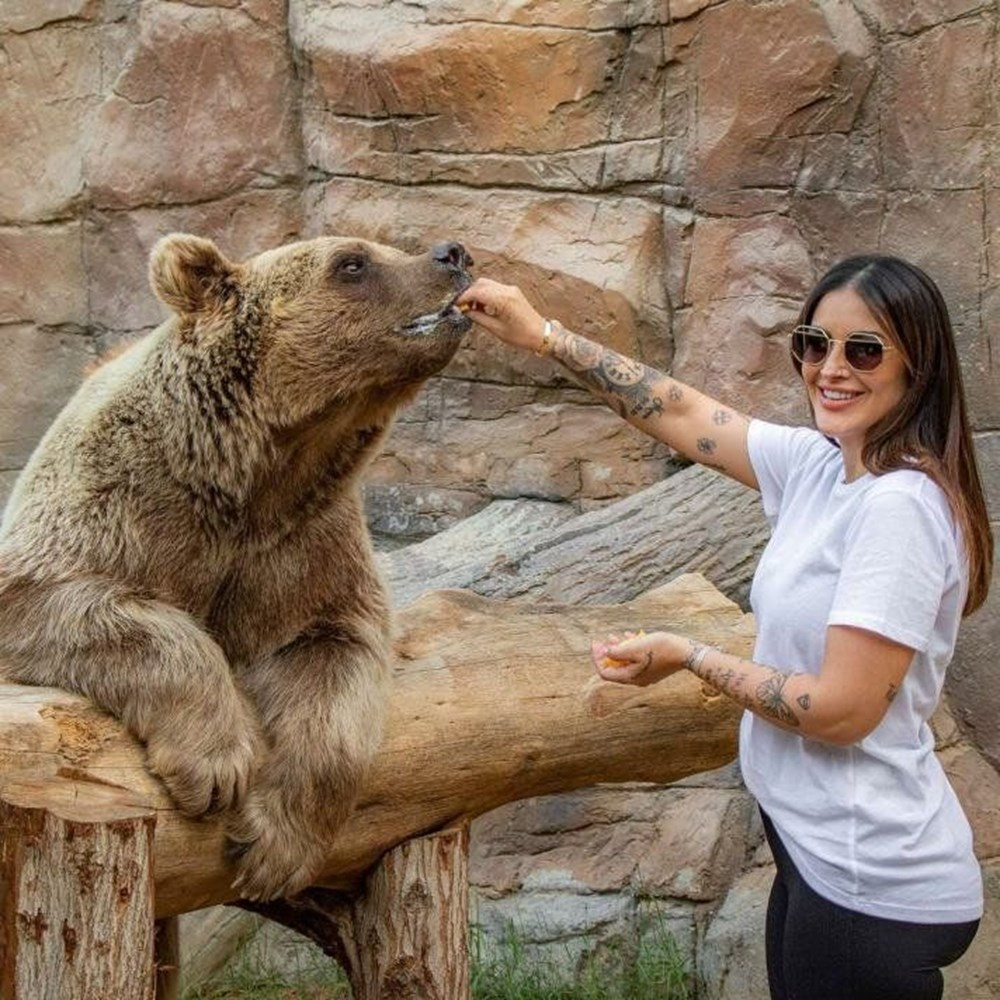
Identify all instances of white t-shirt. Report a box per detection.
[740,419,983,924]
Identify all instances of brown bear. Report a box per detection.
[0,232,473,900]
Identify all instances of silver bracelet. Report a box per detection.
[687,643,711,672]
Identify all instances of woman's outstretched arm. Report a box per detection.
[458,278,758,490]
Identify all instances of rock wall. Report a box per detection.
[1,1,998,994]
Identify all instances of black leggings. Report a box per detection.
[762,811,979,1000]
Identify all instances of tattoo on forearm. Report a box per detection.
[712,409,733,425]
[687,648,803,727]
[697,437,717,454]
[886,682,899,703]
[556,329,668,420]
[683,641,709,670]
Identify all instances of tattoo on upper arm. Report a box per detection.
[755,670,801,727]
[886,682,899,703]
[559,332,666,420]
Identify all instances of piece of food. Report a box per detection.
[601,630,645,668]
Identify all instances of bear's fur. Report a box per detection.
[0,232,473,899]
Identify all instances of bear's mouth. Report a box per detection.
[397,291,473,338]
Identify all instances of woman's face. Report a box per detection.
[802,286,911,472]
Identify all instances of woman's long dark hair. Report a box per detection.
[794,255,992,616]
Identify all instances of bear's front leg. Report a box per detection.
[227,623,389,900]
[0,573,263,817]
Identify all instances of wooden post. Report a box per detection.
[241,825,471,1000]
[154,917,180,1000]
[0,775,156,1000]
[352,825,470,999]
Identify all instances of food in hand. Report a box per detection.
[601,630,645,668]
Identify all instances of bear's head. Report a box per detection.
[148,233,473,431]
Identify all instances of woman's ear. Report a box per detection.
[148,233,236,316]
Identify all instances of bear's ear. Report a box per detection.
[148,233,236,316]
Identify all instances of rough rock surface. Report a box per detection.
[1,1,998,994]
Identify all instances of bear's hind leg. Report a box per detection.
[0,573,262,816]
[227,626,388,900]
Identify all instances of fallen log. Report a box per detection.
[381,463,769,610]
[0,574,749,920]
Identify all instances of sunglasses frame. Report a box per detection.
[789,324,898,374]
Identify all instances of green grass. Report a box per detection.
[182,946,351,999]
[471,917,692,1000]
[184,913,691,1000]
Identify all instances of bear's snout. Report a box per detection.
[432,241,474,275]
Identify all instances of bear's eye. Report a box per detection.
[335,254,368,281]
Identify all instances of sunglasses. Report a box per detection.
[790,324,897,373]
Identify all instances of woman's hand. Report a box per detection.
[591,630,693,687]
[456,278,548,354]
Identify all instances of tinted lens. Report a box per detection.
[792,328,829,365]
[843,334,884,372]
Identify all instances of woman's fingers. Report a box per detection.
[456,278,544,351]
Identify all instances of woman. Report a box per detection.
[457,255,992,1000]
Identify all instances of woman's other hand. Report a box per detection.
[456,278,548,354]
[591,630,689,687]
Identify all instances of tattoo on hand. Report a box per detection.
[797,693,811,710]
[756,669,801,727]
[668,383,683,402]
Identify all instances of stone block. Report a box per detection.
[0,0,102,33]
[0,23,109,222]
[950,532,1000,773]
[471,888,634,946]
[83,190,302,334]
[295,4,662,167]
[690,0,873,194]
[698,865,772,1000]
[797,129,881,194]
[371,394,671,521]
[0,325,94,472]
[632,788,755,901]
[852,0,987,35]
[881,20,991,191]
[939,742,1000,860]
[791,191,885,278]
[426,0,668,29]
[0,224,86,326]
[883,191,984,328]
[976,434,1000,523]
[362,482,486,541]
[85,2,299,209]
[673,214,813,423]
[470,785,753,903]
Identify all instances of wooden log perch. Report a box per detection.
[0,775,156,998]
[0,573,751,920]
